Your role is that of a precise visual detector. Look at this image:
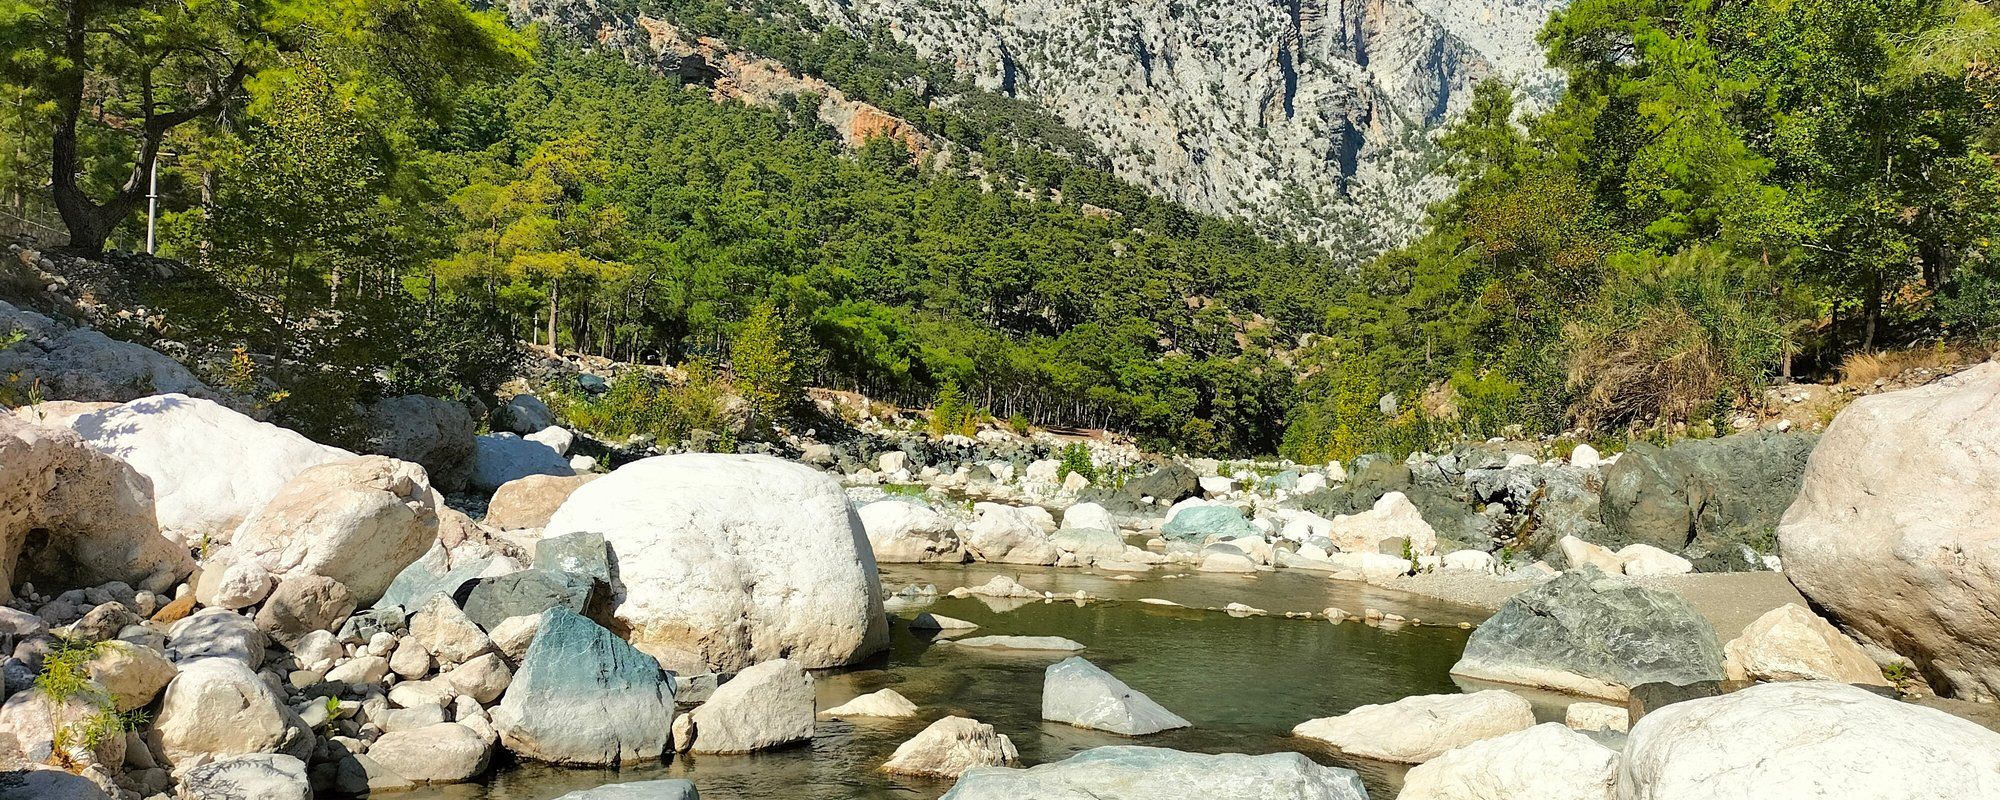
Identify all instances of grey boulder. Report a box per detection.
[942,746,1366,800]
[1041,657,1190,735]
[552,780,700,799]
[492,607,675,765]
[1450,566,1723,699]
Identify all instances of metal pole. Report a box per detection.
[145,156,159,254]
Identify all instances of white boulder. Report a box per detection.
[1722,603,1888,686]
[1398,723,1616,800]
[685,658,814,754]
[881,715,1017,778]
[149,657,312,765]
[1292,690,1534,763]
[231,456,441,605]
[856,501,965,563]
[1041,657,1190,736]
[1326,492,1437,556]
[821,688,919,719]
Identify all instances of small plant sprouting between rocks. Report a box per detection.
[35,636,147,772]
[1057,443,1098,484]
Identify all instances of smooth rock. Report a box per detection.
[1292,690,1535,763]
[857,501,965,563]
[821,688,919,718]
[492,608,675,765]
[177,753,311,800]
[686,658,813,754]
[150,657,312,765]
[1397,723,1616,800]
[1041,657,1189,735]
[950,636,1084,652]
[0,413,194,602]
[1564,701,1630,733]
[368,722,492,784]
[485,473,600,531]
[941,745,1366,800]
[550,780,701,800]
[963,503,1061,565]
[254,575,357,647]
[85,640,176,711]
[1450,566,1724,699]
[880,715,1017,778]
[359,395,477,494]
[470,433,574,493]
[410,594,494,665]
[1721,603,1888,686]
[233,456,442,605]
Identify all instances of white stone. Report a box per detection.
[949,635,1084,652]
[231,455,442,605]
[1041,657,1189,735]
[1061,502,1114,532]
[150,657,312,766]
[821,688,919,718]
[880,715,1016,777]
[484,473,600,531]
[1559,535,1625,573]
[1398,723,1616,800]
[686,658,814,754]
[857,501,964,563]
[877,450,908,474]
[196,551,274,610]
[1291,690,1534,763]
[85,640,176,712]
[1563,702,1629,733]
[1441,549,1496,573]
[1326,492,1437,556]
[1616,544,1693,577]
[0,414,194,603]
[1570,444,1603,469]
[525,425,575,456]
[469,433,574,493]
[178,754,311,800]
[369,722,491,784]
[1618,681,2000,799]
[411,595,494,666]
[1722,603,1888,686]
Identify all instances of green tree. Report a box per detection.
[731,299,799,426]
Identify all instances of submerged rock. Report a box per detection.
[1619,681,2000,799]
[1291,690,1534,763]
[544,454,887,673]
[942,746,1366,800]
[492,607,676,765]
[950,635,1085,652]
[1041,657,1190,736]
[1450,566,1723,699]
[821,688,919,719]
[551,780,701,800]
[1397,723,1616,800]
[880,715,1017,778]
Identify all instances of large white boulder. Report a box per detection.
[62,394,350,546]
[368,722,492,784]
[942,746,1367,800]
[1779,362,2000,700]
[148,657,313,765]
[1061,502,1115,532]
[231,456,441,605]
[880,715,1017,778]
[1398,723,1616,800]
[1723,603,1888,686]
[545,454,886,672]
[1042,657,1190,736]
[0,413,192,601]
[856,501,965,563]
[963,503,1061,565]
[1326,492,1437,555]
[1292,690,1534,763]
[1618,681,2000,799]
[684,658,814,754]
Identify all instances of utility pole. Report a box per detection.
[144,155,160,254]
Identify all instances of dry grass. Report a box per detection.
[1837,346,1976,389]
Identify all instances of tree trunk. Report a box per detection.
[547,279,559,353]
[1863,276,1883,352]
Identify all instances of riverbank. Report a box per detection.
[1378,570,1808,640]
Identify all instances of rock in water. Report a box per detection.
[1159,505,1258,542]
[821,688,919,718]
[368,722,492,784]
[551,780,701,800]
[1722,603,1888,686]
[880,715,1017,778]
[949,636,1085,652]
[1397,723,1617,800]
[0,413,192,602]
[1041,657,1190,735]
[857,500,966,563]
[62,394,351,546]
[485,473,601,530]
[492,607,676,765]
[1291,690,1534,763]
[1779,362,2000,700]
[177,753,311,800]
[543,454,887,672]
[1619,681,2000,799]
[685,658,814,754]
[1449,566,1723,699]
[962,503,1061,565]
[941,746,1367,800]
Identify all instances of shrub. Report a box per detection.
[1056,442,1097,483]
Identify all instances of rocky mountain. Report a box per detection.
[802,0,1565,252]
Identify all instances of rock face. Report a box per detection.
[941,745,1368,800]
[149,657,313,765]
[1779,363,2000,701]
[881,715,1017,778]
[1618,681,2000,799]
[484,473,600,530]
[493,608,676,765]
[1722,603,1887,686]
[1450,567,1724,699]
[1397,723,1617,800]
[359,395,477,493]
[857,500,966,563]
[232,456,442,606]
[544,454,887,672]
[1291,690,1534,763]
[0,414,192,601]
[62,394,351,546]
[0,299,220,403]
[685,658,815,754]
[1041,657,1190,736]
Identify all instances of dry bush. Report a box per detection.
[1837,346,1973,389]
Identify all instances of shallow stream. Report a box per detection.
[405,564,1491,800]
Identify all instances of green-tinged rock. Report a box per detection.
[1160,505,1257,542]
[1450,566,1723,699]
[492,607,675,765]
[453,569,594,632]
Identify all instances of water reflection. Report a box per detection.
[405,565,1485,800]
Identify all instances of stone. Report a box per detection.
[1118,463,1200,508]
[492,608,675,765]
[1197,551,1257,573]
[61,394,351,546]
[254,575,357,647]
[543,454,886,673]
[526,425,575,455]
[454,568,593,632]
[963,503,1061,565]
[359,395,477,493]
[488,614,540,662]
[550,780,701,800]
[441,653,513,705]
[1051,527,1128,562]
[485,473,601,530]
[0,414,193,603]
[1618,681,2000,799]
[0,687,125,768]
[941,746,1367,800]
[881,715,1017,778]
[0,300,217,404]
[195,552,274,610]
[964,575,1040,598]
[470,433,574,493]
[856,501,965,563]
[492,394,555,435]
[1721,603,1888,686]
[1292,690,1534,763]
[1326,492,1438,556]
[908,613,977,631]
[389,636,432,679]
[1041,657,1189,735]
[84,640,176,711]
[1061,502,1114,532]
[949,635,1085,652]
[368,722,492,784]
[686,658,814,754]
[1616,543,1693,577]
[167,607,267,667]
[1441,549,1496,573]
[410,595,494,665]
[0,764,113,800]
[1564,701,1630,733]
[177,753,311,800]
[1159,504,1258,542]
[1558,535,1624,573]
[150,657,313,766]
[1397,723,1617,800]
[375,544,489,611]
[533,530,613,588]
[821,688,919,718]
[1778,362,2000,699]
[1600,431,1814,554]
[1450,566,1724,699]
[233,456,442,606]
[325,655,390,686]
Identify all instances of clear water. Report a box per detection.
[404,564,1487,800]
